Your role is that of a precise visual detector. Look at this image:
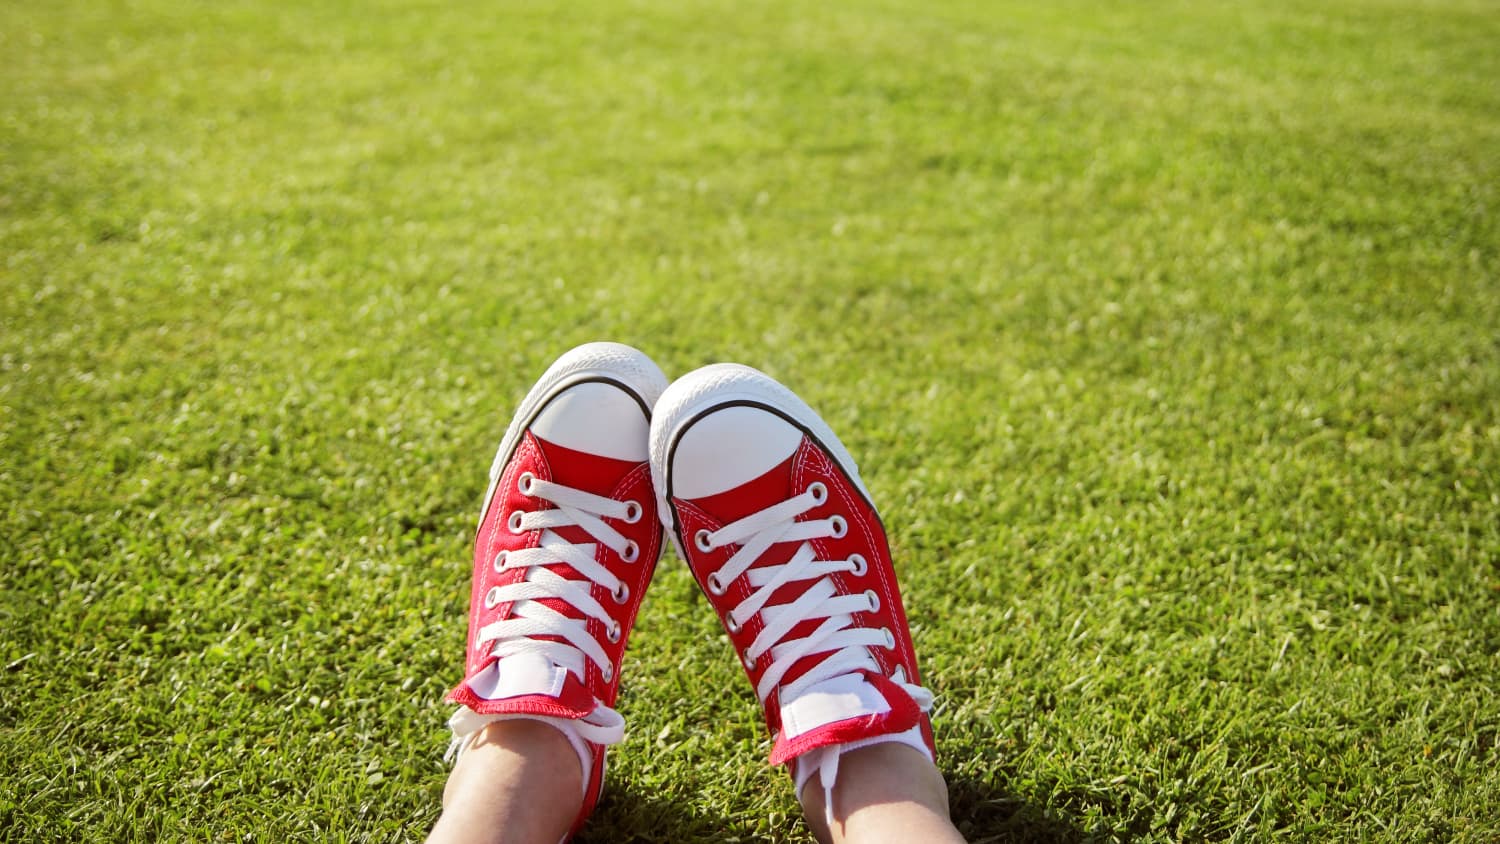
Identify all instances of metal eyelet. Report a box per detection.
[517,472,535,495]
[694,529,714,552]
[483,586,502,609]
[706,573,728,596]
[865,590,880,613]
[492,551,507,573]
[725,614,742,634]
[847,554,867,576]
[602,664,614,683]
[807,482,827,504]
[622,500,642,524]
[742,650,757,670]
[621,540,639,563]
[612,583,630,604]
[829,515,847,538]
[882,627,896,649]
[507,510,526,534]
[606,622,622,643]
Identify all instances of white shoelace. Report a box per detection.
[452,474,640,753]
[697,482,933,714]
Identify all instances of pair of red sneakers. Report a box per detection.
[445,343,935,838]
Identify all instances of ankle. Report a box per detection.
[432,720,584,844]
[444,719,584,807]
[798,743,960,844]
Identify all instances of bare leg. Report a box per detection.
[427,720,583,844]
[799,743,966,844]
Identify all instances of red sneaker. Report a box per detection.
[648,364,935,808]
[446,342,668,837]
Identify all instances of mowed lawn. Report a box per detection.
[2,0,1497,840]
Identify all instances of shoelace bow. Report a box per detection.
[698,482,933,712]
[468,473,640,745]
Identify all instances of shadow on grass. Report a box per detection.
[577,775,1082,843]
[577,782,766,843]
[949,774,1085,844]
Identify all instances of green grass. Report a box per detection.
[2,0,1497,840]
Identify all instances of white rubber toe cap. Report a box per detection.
[532,381,652,461]
[651,363,872,530]
[671,405,803,498]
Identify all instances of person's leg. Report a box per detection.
[649,364,966,844]
[798,743,965,844]
[428,721,582,844]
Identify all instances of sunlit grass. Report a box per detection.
[2,0,1497,840]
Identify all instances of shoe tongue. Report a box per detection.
[691,451,801,525]
[768,669,926,766]
[462,651,598,718]
[779,672,891,740]
[470,651,570,701]
[533,434,639,493]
